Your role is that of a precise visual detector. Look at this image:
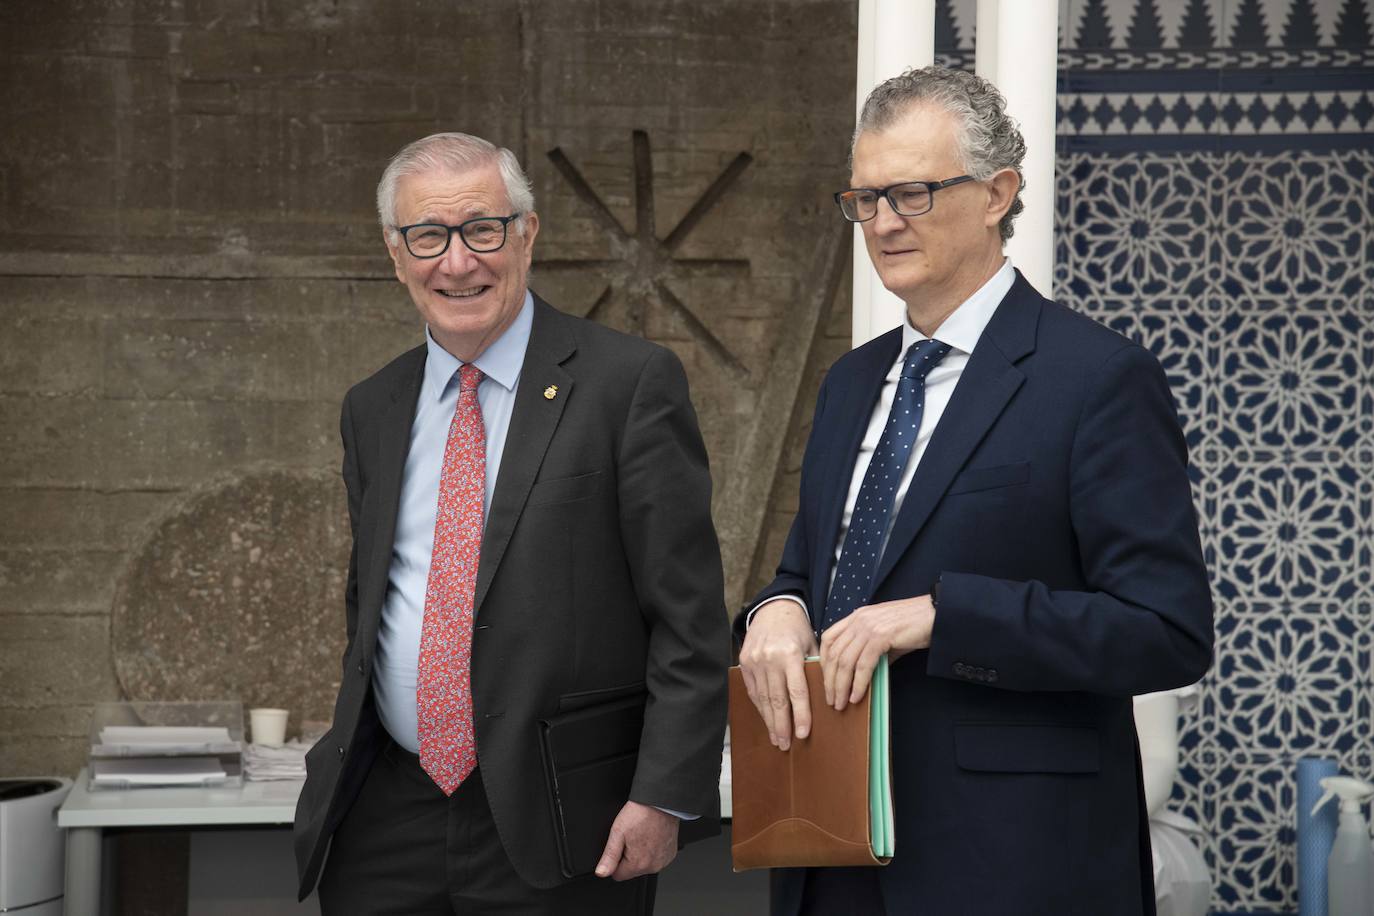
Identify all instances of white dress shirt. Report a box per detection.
[752,259,1015,627]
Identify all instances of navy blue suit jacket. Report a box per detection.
[746,273,1213,915]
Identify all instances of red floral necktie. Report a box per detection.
[417,364,485,795]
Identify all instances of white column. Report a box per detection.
[989,0,1058,295]
[853,0,936,346]
[974,0,998,84]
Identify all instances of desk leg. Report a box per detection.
[64,827,102,916]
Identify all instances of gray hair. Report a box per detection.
[376,132,535,240]
[853,66,1026,242]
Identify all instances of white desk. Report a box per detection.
[58,770,302,914]
[58,767,733,913]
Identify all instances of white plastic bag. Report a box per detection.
[1151,809,1211,916]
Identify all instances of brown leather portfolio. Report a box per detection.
[727,660,892,870]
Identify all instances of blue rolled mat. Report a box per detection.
[1297,756,1340,916]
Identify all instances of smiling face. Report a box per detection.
[384,163,540,362]
[851,103,1010,332]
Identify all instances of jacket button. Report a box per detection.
[337,745,345,760]
[953,662,967,677]
[987,669,999,684]
[357,657,365,675]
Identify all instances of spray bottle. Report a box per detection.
[1310,775,1374,916]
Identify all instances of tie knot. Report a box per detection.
[458,364,484,392]
[900,339,952,381]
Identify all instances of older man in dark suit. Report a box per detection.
[293,131,729,915]
[738,67,1213,915]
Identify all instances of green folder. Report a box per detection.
[869,654,893,857]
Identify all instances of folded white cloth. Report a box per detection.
[1151,810,1210,916]
[244,739,310,781]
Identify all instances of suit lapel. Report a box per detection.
[810,329,901,619]
[474,296,576,616]
[361,347,425,628]
[871,275,1042,592]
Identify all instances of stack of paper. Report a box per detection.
[87,702,245,791]
[91,757,227,787]
[244,740,309,781]
[97,726,236,754]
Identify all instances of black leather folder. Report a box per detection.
[537,692,647,878]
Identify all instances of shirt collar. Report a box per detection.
[901,258,1015,356]
[424,290,534,399]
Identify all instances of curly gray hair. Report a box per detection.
[854,66,1026,242]
[376,132,535,241]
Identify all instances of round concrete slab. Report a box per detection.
[111,468,350,738]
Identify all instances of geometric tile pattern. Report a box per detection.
[936,0,1374,54]
[1056,147,1373,913]
[1059,90,1374,139]
[934,0,1374,151]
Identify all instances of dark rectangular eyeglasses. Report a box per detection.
[396,214,521,257]
[834,176,974,222]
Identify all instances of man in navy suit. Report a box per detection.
[737,66,1212,915]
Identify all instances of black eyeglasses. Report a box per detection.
[834,176,974,222]
[395,214,521,258]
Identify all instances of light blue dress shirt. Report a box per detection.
[373,292,533,754]
[370,291,697,820]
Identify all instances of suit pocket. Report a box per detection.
[954,723,1099,774]
[557,681,647,713]
[527,471,603,507]
[947,461,1030,495]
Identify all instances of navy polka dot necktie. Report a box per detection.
[822,338,952,630]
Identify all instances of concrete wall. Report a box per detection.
[0,0,856,779]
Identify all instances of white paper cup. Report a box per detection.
[249,708,289,746]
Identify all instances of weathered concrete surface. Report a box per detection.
[0,0,858,789]
[110,468,350,737]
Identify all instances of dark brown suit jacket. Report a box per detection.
[293,295,730,896]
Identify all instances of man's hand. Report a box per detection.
[738,599,819,751]
[595,801,679,881]
[821,594,936,711]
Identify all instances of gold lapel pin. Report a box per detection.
[543,385,558,400]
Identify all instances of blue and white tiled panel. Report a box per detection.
[1053,149,1373,912]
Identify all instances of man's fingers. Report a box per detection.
[741,648,783,746]
[602,803,678,881]
[764,665,795,750]
[740,666,774,744]
[849,643,885,704]
[751,671,782,747]
[784,654,812,740]
[740,602,819,748]
[829,631,861,712]
[594,828,625,878]
[611,844,675,882]
[819,625,850,710]
[739,664,757,701]
[610,846,645,881]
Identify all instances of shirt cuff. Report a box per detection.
[745,595,810,630]
[653,806,699,821]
